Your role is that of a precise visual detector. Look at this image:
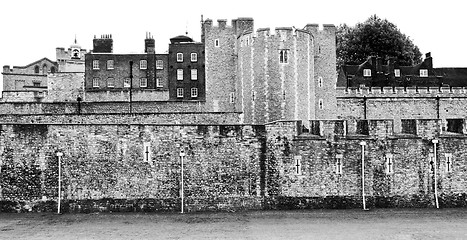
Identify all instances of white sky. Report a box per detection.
[0,0,465,78]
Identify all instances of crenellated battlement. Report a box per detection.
[337,86,467,98]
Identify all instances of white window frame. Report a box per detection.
[420,69,428,77]
[92,78,99,88]
[191,88,198,98]
[177,53,183,62]
[215,39,220,47]
[191,69,198,80]
[177,88,184,98]
[279,50,288,64]
[394,69,400,77]
[156,77,162,87]
[140,78,147,88]
[107,60,114,70]
[335,154,343,175]
[92,60,99,70]
[123,78,130,88]
[107,78,114,88]
[363,69,371,77]
[385,153,394,174]
[177,69,183,80]
[191,53,197,62]
[140,60,147,70]
[156,60,163,69]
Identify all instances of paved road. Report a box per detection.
[1,209,467,239]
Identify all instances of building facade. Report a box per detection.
[2,58,58,92]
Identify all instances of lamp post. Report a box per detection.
[432,139,439,209]
[179,148,186,213]
[56,151,63,214]
[360,141,368,210]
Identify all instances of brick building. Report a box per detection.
[337,53,467,88]
[168,35,205,101]
[84,34,169,102]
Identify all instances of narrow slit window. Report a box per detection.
[294,156,302,175]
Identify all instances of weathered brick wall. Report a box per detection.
[265,120,467,208]
[0,124,264,212]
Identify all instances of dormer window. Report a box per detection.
[363,69,371,77]
[394,69,400,77]
[420,69,428,77]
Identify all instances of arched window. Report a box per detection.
[34,65,39,73]
[50,66,56,73]
[42,65,47,74]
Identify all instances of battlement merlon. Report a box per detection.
[203,17,254,36]
[304,24,336,34]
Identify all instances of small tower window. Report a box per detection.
[394,69,401,77]
[92,60,99,70]
[143,142,151,162]
[140,60,147,69]
[92,78,99,88]
[363,69,371,77]
[177,88,184,98]
[279,50,288,63]
[230,92,235,103]
[156,60,163,69]
[34,65,40,73]
[191,88,198,98]
[72,49,80,59]
[445,153,453,173]
[177,53,183,62]
[214,39,220,47]
[107,78,114,88]
[318,77,323,88]
[420,69,428,77]
[319,99,324,110]
[191,53,198,62]
[191,69,198,80]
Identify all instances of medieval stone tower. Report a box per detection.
[203,18,337,125]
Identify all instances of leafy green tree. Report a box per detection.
[336,15,422,67]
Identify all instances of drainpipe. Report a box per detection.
[129,61,134,114]
[56,151,63,214]
[360,141,368,210]
[432,139,439,209]
[363,96,367,120]
[179,147,186,213]
[436,96,440,119]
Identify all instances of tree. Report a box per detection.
[336,15,422,67]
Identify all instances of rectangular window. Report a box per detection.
[191,88,198,98]
[92,60,99,70]
[394,69,400,77]
[177,88,184,98]
[446,119,463,134]
[191,53,197,62]
[363,69,371,77]
[191,69,198,80]
[140,78,147,88]
[335,154,343,175]
[33,82,41,87]
[177,53,183,62]
[140,60,147,69]
[420,69,428,77]
[294,156,302,175]
[401,119,417,134]
[279,50,288,63]
[156,60,163,69]
[177,69,183,80]
[107,78,114,88]
[215,39,219,47]
[156,77,162,87]
[123,78,130,88]
[107,60,114,70]
[92,78,99,88]
[385,153,394,174]
[356,120,369,135]
[445,153,453,173]
[229,92,235,103]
